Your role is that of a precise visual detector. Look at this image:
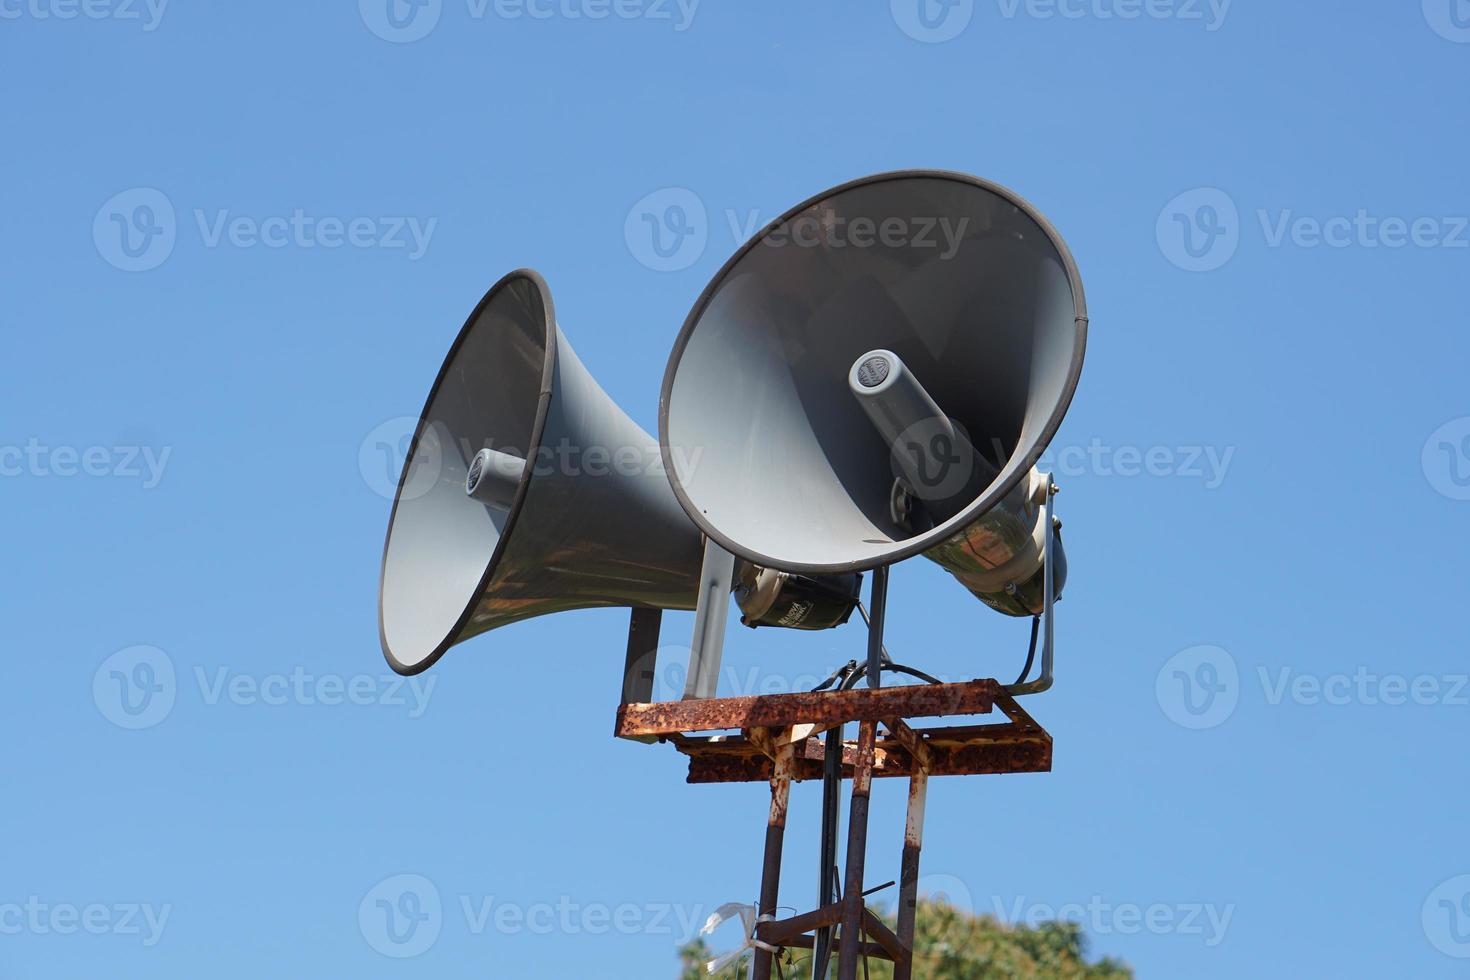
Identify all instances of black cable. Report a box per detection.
[842,660,944,690]
[1013,615,1041,686]
[811,660,859,693]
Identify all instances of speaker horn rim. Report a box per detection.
[658,169,1089,575]
[377,267,559,676]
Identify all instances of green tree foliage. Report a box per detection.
[677,900,1133,979]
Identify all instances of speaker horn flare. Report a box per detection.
[378,270,705,675]
[659,171,1087,616]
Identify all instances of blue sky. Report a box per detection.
[3,1,1469,977]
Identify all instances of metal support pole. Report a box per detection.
[753,742,795,980]
[866,566,889,690]
[684,538,736,700]
[836,720,877,980]
[893,769,928,980]
[812,721,844,978]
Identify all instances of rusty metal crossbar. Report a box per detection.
[616,679,1052,980]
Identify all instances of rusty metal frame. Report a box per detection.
[615,680,1051,784]
[615,679,1051,979]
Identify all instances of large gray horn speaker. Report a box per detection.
[660,171,1087,617]
[379,269,704,675]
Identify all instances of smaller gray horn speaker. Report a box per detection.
[379,269,704,675]
[660,171,1088,617]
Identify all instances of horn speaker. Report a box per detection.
[378,269,705,675]
[659,171,1087,616]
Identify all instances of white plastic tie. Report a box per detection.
[700,902,779,974]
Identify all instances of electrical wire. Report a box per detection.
[1013,615,1041,686]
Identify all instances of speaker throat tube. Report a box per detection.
[465,447,526,511]
[847,349,1066,617]
[847,349,991,528]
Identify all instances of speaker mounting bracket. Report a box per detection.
[1005,473,1059,697]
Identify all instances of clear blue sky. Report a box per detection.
[4,2,1469,977]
